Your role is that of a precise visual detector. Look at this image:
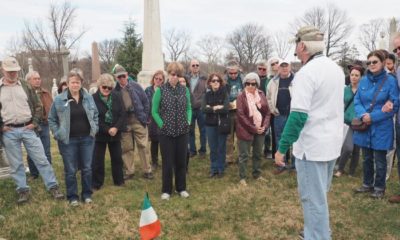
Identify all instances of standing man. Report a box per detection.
[389,32,400,203]
[275,27,344,239]
[225,60,244,164]
[0,57,64,203]
[25,71,53,179]
[186,59,207,157]
[113,65,153,180]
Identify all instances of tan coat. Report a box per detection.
[266,74,293,116]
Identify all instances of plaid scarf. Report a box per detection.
[100,93,113,124]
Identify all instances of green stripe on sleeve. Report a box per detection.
[278,111,308,154]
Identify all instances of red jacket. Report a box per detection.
[236,90,271,141]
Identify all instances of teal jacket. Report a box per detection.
[344,85,356,125]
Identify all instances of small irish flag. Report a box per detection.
[139,193,161,240]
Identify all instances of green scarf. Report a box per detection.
[100,93,113,124]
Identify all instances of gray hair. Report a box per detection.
[257,60,268,67]
[303,41,325,56]
[25,71,40,82]
[67,68,84,83]
[243,72,260,87]
[97,73,116,88]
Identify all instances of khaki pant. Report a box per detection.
[121,116,151,175]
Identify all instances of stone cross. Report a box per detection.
[137,0,164,87]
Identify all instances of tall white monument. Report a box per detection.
[389,18,398,52]
[137,0,164,87]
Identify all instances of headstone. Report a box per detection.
[379,31,386,50]
[389,18,398,52]
[91,41,101,83]
[137,0,164,87]
[52,78,58,98]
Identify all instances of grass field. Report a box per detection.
[1,138,400,240]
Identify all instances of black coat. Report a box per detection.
[92,90,127,142]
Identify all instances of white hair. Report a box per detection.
[303,41,325,56]
[25,71,40,82]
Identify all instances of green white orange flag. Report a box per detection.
[139,193,161,240]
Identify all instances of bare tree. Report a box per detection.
[21,1,86,81]
[196,35,224,72]
[164,28,191,62]
[98,39,121,72]
[291,4,352,58]
[337,42,360,73]
[226,23,273,72]
[272,31,291,59]
[358,19,385,52]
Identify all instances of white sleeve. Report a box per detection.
[290,71,315,114]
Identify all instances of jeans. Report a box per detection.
[2,127,58,192]
[27,123,52,177]
[58,136,94,201]
[238,134,264,179]
[206,126,227,174]
[274,115,295,168]
[296,158,335,240]
[362,148,387,190]
[395,123,400,181]
[189,108,207,154]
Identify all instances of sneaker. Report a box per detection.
[50,186,64,200]
[84,198,93,204]
[239,179,247,186]
[143,172,154,179]
[179,191,189,198]
[370,190,385,199]
[161,193,170,200]
[354,185,374,194]
[389,195,400,203]
[70,200,79,207]
[17,190,30,204]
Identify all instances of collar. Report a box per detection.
[0,78,22,87]
[304,52,323,65]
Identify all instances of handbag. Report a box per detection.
[350,75,387,132]
[218,114,231,134]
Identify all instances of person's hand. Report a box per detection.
[24,124,35,130]
[2,126,11,132]
[256,126,265,134]
[275,151,285,167]
[108,127,118,136]
[382,100,393,113]
[362,113,372,125]
[213,105,223,111]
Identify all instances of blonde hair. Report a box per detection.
[166,62,184,77]
[67,68,84,83]
[97,73,116,88]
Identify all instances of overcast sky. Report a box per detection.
[0,0,399,60]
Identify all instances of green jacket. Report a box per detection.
[344,85,355,125]
[0,79,43,130]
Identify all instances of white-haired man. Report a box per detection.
[275,27,344,240]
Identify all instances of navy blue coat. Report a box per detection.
[353,70,399,150]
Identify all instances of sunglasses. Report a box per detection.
[101,86,113,91]
[192,64,199,67]
[245,82,257,87]
[117,75,126,79]
[258,67,267,71]
[366,60,379,66]
[211,79,220,83]
[154,77,163,81]
[393,47,400,53]
[271,62,279,67]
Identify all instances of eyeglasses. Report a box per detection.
[192,64,199,67]
[211,79,220,83]
[257,67,267,71]
[228,72,238,75]
[245,82,257,87]
[366,60,379,66]
[117,75,126,79]
[271,62,279,67]
[393,47,400,53]
[101,86,113,91]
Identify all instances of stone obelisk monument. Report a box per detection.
[389,18,398,53]
[137,0,164,87]
[91,41,101,83]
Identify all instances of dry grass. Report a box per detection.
[1,138,400,239]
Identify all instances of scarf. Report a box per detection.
[245,89,262,128]
[100,92,113,124]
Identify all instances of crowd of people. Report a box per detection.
[1,26,400,240]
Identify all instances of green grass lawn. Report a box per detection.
[1,139,400,240]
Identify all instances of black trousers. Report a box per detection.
[92,140,124,188]
[159,134,188,194]
[150,140,159,165]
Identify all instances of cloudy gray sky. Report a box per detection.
[1,0,399,60]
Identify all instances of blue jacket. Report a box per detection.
[48,89,99,144]
[115,81,149,126]
[353,70,399,150]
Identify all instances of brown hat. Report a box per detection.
[292,26,324,43]
[113,64,127,77]
[1,57,21,71]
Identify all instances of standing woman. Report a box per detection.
[334,65,364,177]
[236,73,271,186]
[353,50,399,198]
[152,62,192,200]
[49,68,98,206]
[145,70,165,170]
[92,74,126,190]
[201,73,229,178]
